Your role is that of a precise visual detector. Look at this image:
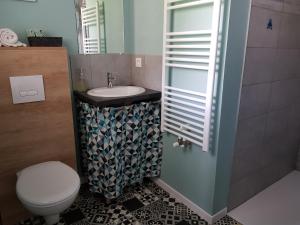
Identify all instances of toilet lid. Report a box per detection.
[16,161,80,206]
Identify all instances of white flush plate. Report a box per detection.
[9,75,45,104]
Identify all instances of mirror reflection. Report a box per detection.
[75,0,125,54]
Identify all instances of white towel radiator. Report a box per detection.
[81,1,106,54]
[161,0,222,152]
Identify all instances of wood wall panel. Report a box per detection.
[0,47,76,225]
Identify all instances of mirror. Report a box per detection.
[75,0,125,54]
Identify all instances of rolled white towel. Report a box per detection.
[0,28,26,47]
[0,28,18,45]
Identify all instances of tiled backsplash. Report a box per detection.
[229,0,300,210]
[131,55,162,91]
[70,54,162,91]
[70,54,131,89]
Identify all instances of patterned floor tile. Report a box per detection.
[162,197,177,208]
[90,214,109,224]
[144,180,170,199]
[70,219,90,225]
[19,217,45,225]
[123,197,145,211]
[134,188,160,206]
[181,215,208,225]
[159,203,208,225]
[107,205,131,220]
[176,221,192,225]
[107,213,139,225]
[16,179,242,225]
[174,203,193,217]
[214,216,243,225]
[133,200,172,224]
[116,192,136,203]
[62,209,85,225]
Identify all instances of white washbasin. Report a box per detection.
[87,86,146,98]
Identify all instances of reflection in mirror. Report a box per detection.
[74,0,125,54]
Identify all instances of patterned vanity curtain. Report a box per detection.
[78,101,162,199]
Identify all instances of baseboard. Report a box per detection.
[212,208,228,224]
[152,178,227,224]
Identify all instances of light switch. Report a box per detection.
[135,57,142,68]
[9,75,45,104]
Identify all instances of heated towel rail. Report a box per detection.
[161,0,221,151]
[81,1,106,54]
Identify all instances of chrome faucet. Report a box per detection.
[107,72,116,88]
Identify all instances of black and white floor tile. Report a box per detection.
[17,179,242,225]
[213,216,242,225]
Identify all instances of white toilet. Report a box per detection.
[16,161,80,225]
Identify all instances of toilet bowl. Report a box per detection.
[16,161,80,225]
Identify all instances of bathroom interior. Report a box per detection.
[0,0,300,225]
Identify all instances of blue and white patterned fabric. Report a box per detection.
[78,101,162,199]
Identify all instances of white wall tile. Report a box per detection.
[131,55,162,91]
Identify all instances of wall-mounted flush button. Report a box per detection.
[19,91,27,97]
[19,90,38,97]
[27,90,38,96]
[9,75,45,104]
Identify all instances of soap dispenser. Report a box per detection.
[75,68,87,92]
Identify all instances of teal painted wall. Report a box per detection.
[159,0,251,215]
[0,0,78,54]
[160,3,219,214]
[212,0,251,214]
[123,1,227,213]
[0,0,163,55]
[124,0,163,55]
[161,134,218,213]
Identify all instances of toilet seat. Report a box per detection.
[19,188,79,208]
[16,161,80,207]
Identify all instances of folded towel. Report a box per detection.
[0,28,26,47]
